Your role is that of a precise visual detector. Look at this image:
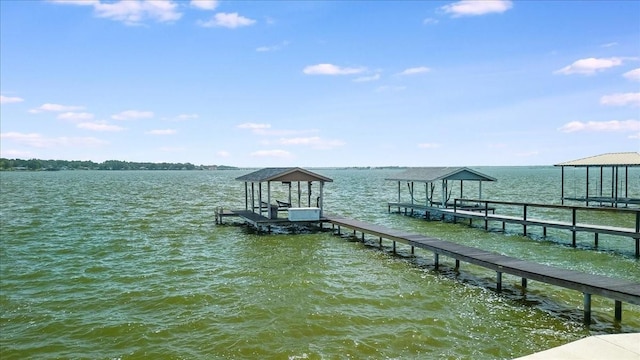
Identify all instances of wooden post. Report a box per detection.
[586,166,590,207]
[397,181,401,212]
[244,182,248,210]
[379,236,382,248]
[496,271,502,292]
[434,253,439,270]
[455,259,460,271]
[584,293,592,325]
[615,300,622,322]
[361,232,365,242]
[594,233,599,248]
[523,204,528,236]
[561,166,565,205]
[521,278,527,290]
[393,241,396,254]
[636,212,639,258]
[572,208,577,247]
[411,246,415,255]
[484,201,489,230]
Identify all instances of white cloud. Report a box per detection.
[628,133,640,139]
[418,143,440,149]
[256,41,289,52]
[57,112,95,121]
[198,12,256,28]
[216,150,231,157]
[250,149,292,158]
[399,66,431,75]
[558,120,640,133]
[441,0,513,17]
[29,103,84,113]
[94,0,181,25]
[623,68,640,82]
[554,57,623,75]
[190,0,218,10]
[77,121,125,132]
[112,110,154,120]
[0,131,108,148]
[0,95,24,104]
[600,92,640,107]
[146,129,176,135]
[303,63,365,75]
[52,0,182,25]
[277,136,345,150]
[49,0,98,6]
[353,74,381,82]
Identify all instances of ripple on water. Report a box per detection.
[1,169,638,359]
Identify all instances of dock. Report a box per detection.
[388,199,640,257]
[325,214,640,325]
[215,207,327,232]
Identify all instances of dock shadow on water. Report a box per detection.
[1,168,638,359]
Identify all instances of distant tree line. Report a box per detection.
[0,158,238,171]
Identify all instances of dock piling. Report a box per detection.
[584,293,592,325]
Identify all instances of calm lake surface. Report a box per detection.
[1,167,639,359]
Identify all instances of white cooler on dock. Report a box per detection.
[287,207,320,221]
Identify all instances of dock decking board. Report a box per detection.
[326,214,640,325]
[388,201,640,257]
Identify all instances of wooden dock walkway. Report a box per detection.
[325,214,640,325]
[388,199,640,257]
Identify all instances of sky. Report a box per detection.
[1,0,639,167]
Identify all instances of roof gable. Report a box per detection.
[235,167,333,182]
[385,167,496,182]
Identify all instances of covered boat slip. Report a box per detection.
[556,152,640,208]
[386,167,497,212]
[216,167,332,230]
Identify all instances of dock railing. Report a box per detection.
[453,198,640,256]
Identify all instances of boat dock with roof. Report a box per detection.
[215,167,332,232]
[556,152,640,208]
[385,163,640,257]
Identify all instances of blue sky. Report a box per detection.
[1,0,639,167]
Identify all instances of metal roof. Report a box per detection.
[385,167,496,182]
[235,167,333,182]
[554,152,640,167]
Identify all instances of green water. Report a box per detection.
[1,168,639,359]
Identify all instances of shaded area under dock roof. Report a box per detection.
[554,152,640,207]
[386,167,496,208]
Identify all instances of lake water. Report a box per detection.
[1,167,639,359]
